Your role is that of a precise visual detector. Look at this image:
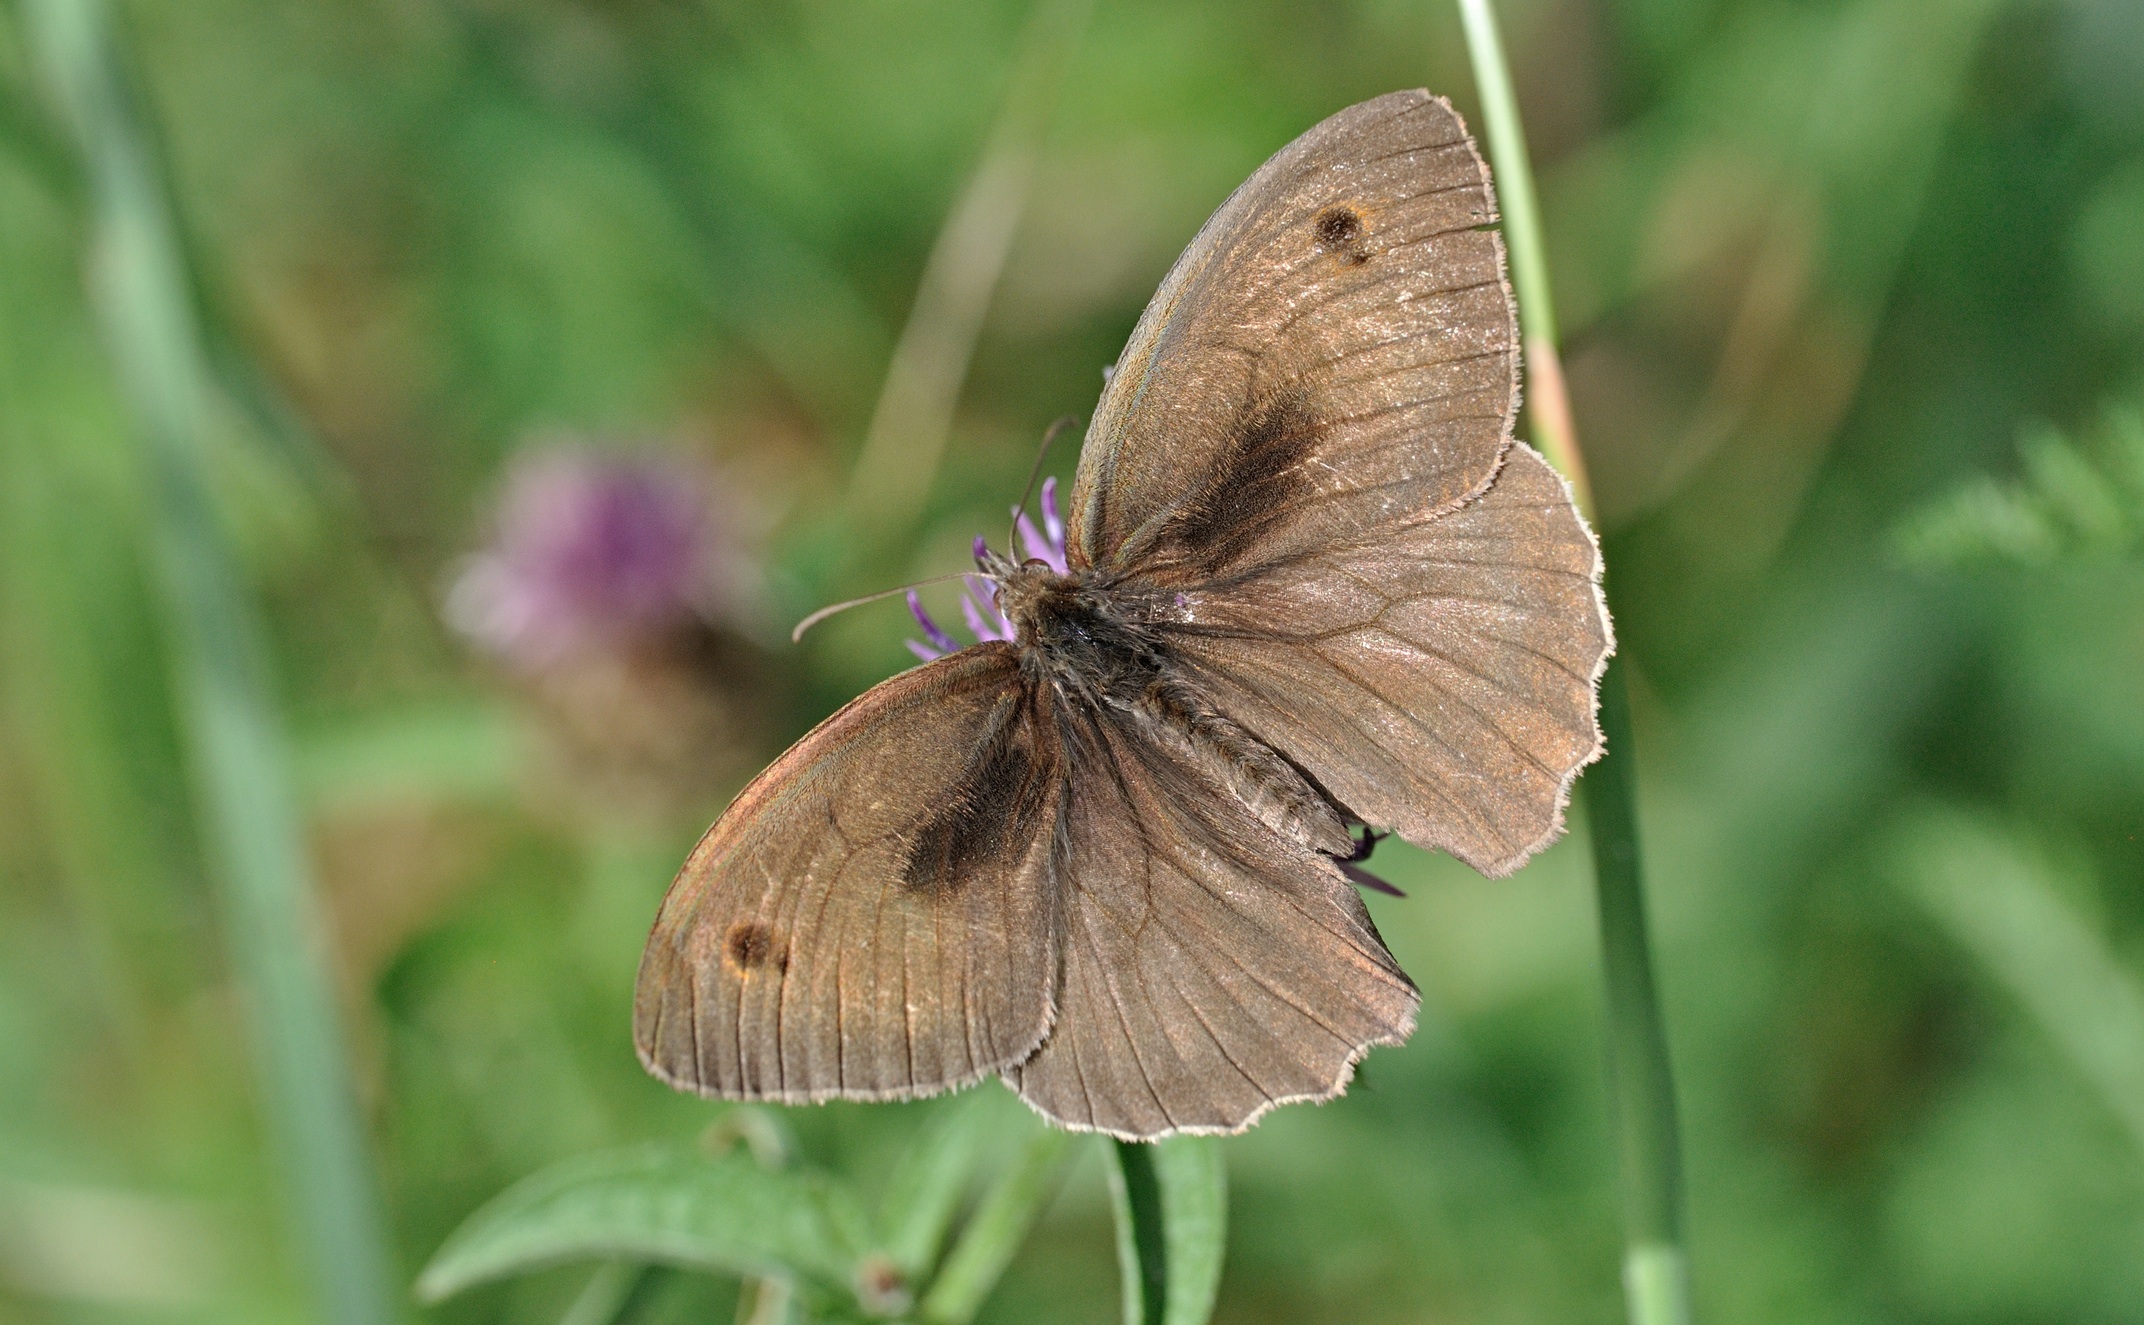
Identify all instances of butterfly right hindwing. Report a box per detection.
[1007,703,1418,1138]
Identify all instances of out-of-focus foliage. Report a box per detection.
[3,0,2144,1321]
[1894,407,2144,564]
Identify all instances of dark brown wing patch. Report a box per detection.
[1148,389,1324,576]
[902,688,1058,897]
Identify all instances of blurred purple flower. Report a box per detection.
[447,448,731,668]
[907,478,1067,662]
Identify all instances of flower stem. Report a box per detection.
[1454,4,1692,1322]
[23,3,398,1323]
[1109,1141,1169,1325]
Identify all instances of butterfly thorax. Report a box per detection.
[990,560,1352,858]
[992,564,1151,691]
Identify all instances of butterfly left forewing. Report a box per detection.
[636,644,1063,1102]
[1005,705,1418,1139]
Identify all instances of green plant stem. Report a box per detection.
[1584,671,1689,1318]
[23,3,398,1324]
[1456,3,1691,1322]
[917,1127,1075,1325]
[1453,0,1556,348]
[1109,1141,1168,1325]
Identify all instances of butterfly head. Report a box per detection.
[985,553,1082,635]
[906,478,1077,661]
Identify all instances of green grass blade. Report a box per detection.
[21,2,398,1322]
[1456,4,1692,1322]
[1109,1141,1166,1325]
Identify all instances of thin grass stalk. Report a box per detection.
[916,1127,1075,1324]
[23,3,398,1323]
[1454,3,1691,1322]
[843,0,1094,540]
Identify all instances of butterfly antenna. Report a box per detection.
[790,573,974,644]
[1008,414,1080,555]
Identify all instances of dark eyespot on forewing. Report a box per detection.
[1314,205,1362,245]
[1149,390,1323,576]
[902,684,1059,896]
[724,921,784,974]
[1313,204,1371,265]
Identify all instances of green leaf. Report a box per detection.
[1106,1137,1228,1325]
[415,1143,872,1305]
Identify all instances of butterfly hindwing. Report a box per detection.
[1006,706,1419,1137]
[634,644,1064,1102]
[1164,444,1610,876]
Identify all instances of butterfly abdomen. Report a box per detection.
[1129,675,1352,858]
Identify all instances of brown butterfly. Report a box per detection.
[635,90,1612,1139]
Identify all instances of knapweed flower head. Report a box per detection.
[447,446,734,669]
[907,477,1068,662]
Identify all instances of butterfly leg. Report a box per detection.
[1338,827,1404,897]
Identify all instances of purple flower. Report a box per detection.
[447,447,732,669]
[908,478,1067,661]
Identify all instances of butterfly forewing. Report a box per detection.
[1007,707,1418,1138]
[635,644,1063,1102]
[1068,90,1517,581]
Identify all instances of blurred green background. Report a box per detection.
[6,0,2144,1321]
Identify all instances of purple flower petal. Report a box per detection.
[906,590,960,655]
[959,581,1014,642]
[978,576,1018,637]
[1015,511,1055,567]
[894,484,1069,661]
[1040,477,1064,552]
